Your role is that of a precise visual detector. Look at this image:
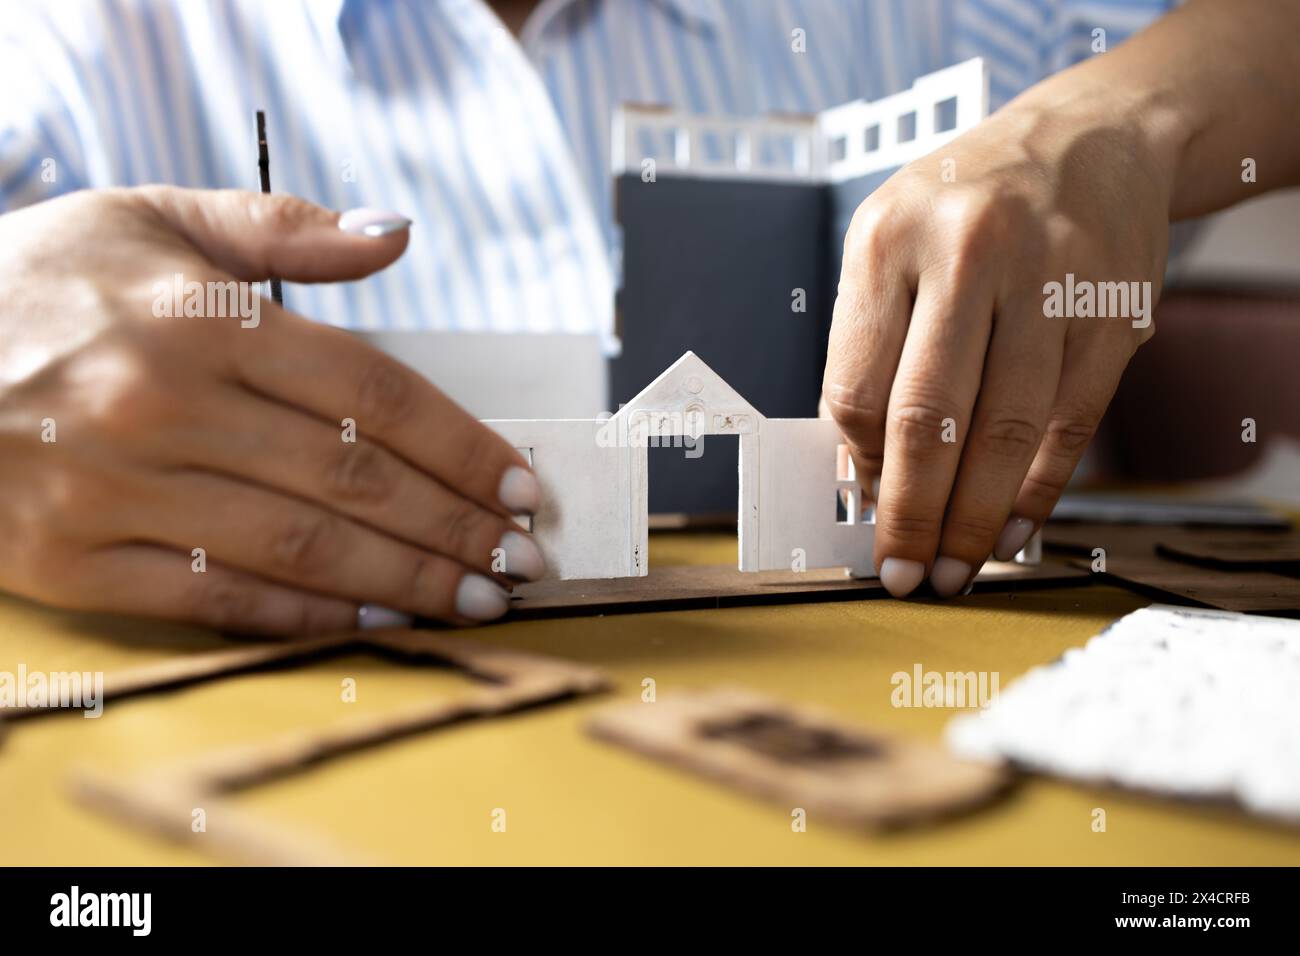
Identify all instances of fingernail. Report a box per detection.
[930,556,972,598]
[498,466,541,514]
[356,603,414,630]
[338,208,413,237]
[994,516,1036,562]
[455,574,510,621]
[879,557,926,598]
[497,530,544,581]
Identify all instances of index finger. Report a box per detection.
[822,207,915,492]
[229,307,540,518]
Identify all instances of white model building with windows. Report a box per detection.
[483,59,1044,585]
[611,57,989,186]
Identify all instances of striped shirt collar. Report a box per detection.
[309,0,722,63]
[312,1,722,30]
[307,0,347,33]
[653,0,722,30]
[305,0,351,72]
[522,0,720,53]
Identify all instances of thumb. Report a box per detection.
[137,186,411,283]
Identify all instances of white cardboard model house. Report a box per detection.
[611,58,989,187]
[486,352,874,581]
[482,62,1046,584]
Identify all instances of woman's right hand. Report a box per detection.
[0,186,544,635]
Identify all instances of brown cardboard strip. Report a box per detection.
[1043,522,1168,556]
[1155,534,1300,572]
[63,631,609,865]
[588,687,1012,829]
[1066,554,1300,615]
[1045,522,1300,614]
[507,559,1090,619]
[1046,522,1300,568]
[1,633,357,723]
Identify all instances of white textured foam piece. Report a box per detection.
[946,605,1300,821]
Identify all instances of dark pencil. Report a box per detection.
[255,110,283,305]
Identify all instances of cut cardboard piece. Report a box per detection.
[1155,534,1300,571]
[507,559,1088,620]
[53,631,609,865]
[589,687,1012,829]
[1047,493,1290,529]
[1068,553,1300,615]
[1043,522,1300,614]
[488,351,1042,584]
[0,634,357,723]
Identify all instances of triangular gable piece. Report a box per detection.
[612,351,763,437]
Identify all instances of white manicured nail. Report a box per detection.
[879,557,926,598]
[455,574,509,621]
[994,516,1036,562]
[356,603,414,630]
[930,557,972,598]
[498,466,541,514]
[497,530,544,581]
[338,208,412,237]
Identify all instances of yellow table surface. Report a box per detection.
[2,532,1297,866]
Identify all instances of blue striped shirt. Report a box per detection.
[0,0,1176,340]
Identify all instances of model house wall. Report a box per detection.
[487,352,875,581]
